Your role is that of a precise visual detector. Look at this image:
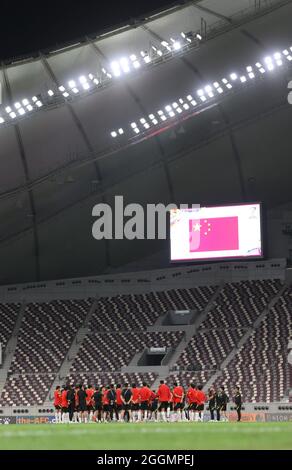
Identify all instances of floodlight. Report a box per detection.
[72,88,79,94]
[191,100,197,106]
[18,108,25,115]
[152,119,158,125]
[176,107,182,113]
[173,42,181,51]
[26,105,33,111]
[22,99,29,106]
[183,103,190,110]
[62,92,69,98]
[165,105,172,112]
[187,95,193,101]
[240,76,247,83]
[168,111,175,117]
[68,80,76,88]
[149,114,155,120]
[196,34,202,41]
[131,122,137,128]
[134,127,140,134]
[144,123,150,129]
[230,73,237,80]
[36,100,43,107]
[133,61,140,69]
[161,115,167,121]
[140,118,146,124]
[130,54,137,61]
[0,117,5,123]
[14,102,21,109]
[48,90,54,96]
[82,83,90,90]
[58,87,65,93]
[5,106,12,113]
[10,112,16,119]
[111,131,117,138]
[118,128,124,135]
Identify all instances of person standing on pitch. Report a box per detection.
[208,387,216,422]
[66,385,75,423]
[234,386,242,422]
[219,386,229,422]
[157,380,171,422]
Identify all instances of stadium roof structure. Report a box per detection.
[0,0,292,285]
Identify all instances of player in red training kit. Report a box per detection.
[139,383,152,422]
[157,380,171,422]
[54,386,62,423]
[172,382,185,422]
[131,383,140,422]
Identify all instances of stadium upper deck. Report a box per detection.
[0,0,292,285]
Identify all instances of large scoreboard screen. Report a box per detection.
[170,203,262,262]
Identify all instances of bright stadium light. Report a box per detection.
[14,102,21,109]
[18,108,25,115]
[131,122,137,128]
[0,117,5,123]
[118,128,124,135]
[111,61,121,77]
[173,41,181,51]
[5,106,12,113]
[120,58,130,73]
[230,73,238,81]
[68,80,76,88]
[48,90,54,96]
[111,131,117,138]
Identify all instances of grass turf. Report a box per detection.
[0,422,292,450]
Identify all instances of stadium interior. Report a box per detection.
[1,0,292,426]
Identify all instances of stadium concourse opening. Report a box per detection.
[0,0,292,458]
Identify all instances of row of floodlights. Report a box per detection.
[0,31,201,125]
[109,32,202,77]
[110,48,292,138]
[0,45,291,128]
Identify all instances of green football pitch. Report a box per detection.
[0,422,292,450]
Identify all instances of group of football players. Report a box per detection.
[53,380,241,423]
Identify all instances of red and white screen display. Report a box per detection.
[170,203,262,262]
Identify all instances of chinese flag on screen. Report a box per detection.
[189,217,239,252]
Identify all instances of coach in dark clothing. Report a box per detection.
[234,386,242,422]
[78,384,87,413]
[208,387,216,421]
[66,385,75,422]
